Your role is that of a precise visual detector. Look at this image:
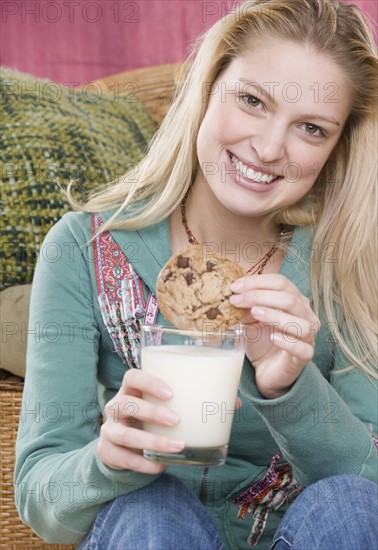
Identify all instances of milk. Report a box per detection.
[142,345,244,447]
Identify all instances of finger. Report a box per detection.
[231,273,302,295]
[251,306,319,341]
[104,394,180,426]
[231,289,315,320]
[101,423,185,454]
[120,368,174,400]
[270,332,315,365]
[97,441,168,474]
[235,397,242,410]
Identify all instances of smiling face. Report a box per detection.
[194,38,353,219]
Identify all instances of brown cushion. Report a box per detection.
[0,284,32,378]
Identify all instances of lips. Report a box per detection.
[229,153,279,184]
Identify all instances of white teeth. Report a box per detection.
[231,154,276,184]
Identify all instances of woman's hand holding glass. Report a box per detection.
[230,274,320,399]
[97,369,184,473]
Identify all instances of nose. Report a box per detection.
[250,120,286,164]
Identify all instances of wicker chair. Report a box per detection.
[0,62,181,550]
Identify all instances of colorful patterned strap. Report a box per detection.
[233,452,303,546]
[92,213,158,367]
[234,432,378,547]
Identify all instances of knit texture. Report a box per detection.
[0,67,157,290]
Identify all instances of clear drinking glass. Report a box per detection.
[140,324,245,467]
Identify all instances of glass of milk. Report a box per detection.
[140,324,245,466]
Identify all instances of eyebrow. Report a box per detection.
[238,78,341,127]
[299,114,340,127]
[238,78,274,102]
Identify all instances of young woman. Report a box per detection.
[15,0,377,548]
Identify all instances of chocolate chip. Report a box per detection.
[177,256,190,268]
[163,270,174,282]
[206,261,216,272]
[184,272,194,286]
[205,307,221,320]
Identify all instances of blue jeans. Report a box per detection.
[77,474,223,550]
[78,474,378,550]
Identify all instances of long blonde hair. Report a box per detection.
[68,0,377,378]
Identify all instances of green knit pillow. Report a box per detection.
[0,67,157,290]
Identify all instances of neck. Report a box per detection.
[187,183,278,244]
[170,183,283,272]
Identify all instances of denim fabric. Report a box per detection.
[78,474,377,550]
[270,475,378,550]
[77,473,223,550]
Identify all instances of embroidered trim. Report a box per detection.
[97,292,141,368]
[92,214,158,367]
[145,292,159,325]
[92,213,145,306]
[233,452,303,546]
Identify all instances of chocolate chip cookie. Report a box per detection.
[156,244,245,330]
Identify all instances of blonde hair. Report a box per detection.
[68,0,377,378]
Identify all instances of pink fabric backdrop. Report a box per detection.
[1,0,376,85]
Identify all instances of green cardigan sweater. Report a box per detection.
[15,211,377,549]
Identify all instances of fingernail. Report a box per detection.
[230,294,243,305]
[164,412,180,425]
[230,280,244,292]
[168,439,185,450]
[159,387,173,399]
[252,306,265,317]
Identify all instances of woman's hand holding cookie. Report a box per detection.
[155,245,319,399]
[230,274,320,399]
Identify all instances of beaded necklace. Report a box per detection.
[180,192,284,275]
